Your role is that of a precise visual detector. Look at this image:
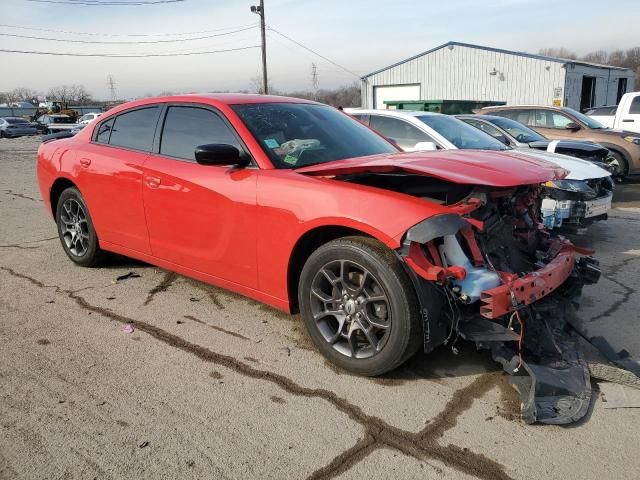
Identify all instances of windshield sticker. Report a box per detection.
[283,154,298,165]
[264,138,280,148]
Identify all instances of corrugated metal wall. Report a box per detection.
[362,44,568,108]
[564,65,635,110]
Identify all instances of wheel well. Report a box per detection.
[287,226,372,313]
[604,146,631,174]
[49,178,76,219]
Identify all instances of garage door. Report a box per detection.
[373,84,420,109]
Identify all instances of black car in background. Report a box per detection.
[457,114,611,167]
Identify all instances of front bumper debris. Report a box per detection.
[541,192,612,229]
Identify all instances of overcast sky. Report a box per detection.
[1,0,638,100]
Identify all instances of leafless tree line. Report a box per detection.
[0,85,94,106]
[539,46,640,86]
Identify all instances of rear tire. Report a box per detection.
[299,236,422,376]
[55,187,105,267]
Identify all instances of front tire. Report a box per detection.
[607,151,628,179]
[299,236,422,376]
[55,187,105,267]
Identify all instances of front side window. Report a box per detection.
[232,103,397,168]
[462,118,504,139]
[562,108,604,129]
[417,115,507,151]
[630,96,640,114]
[369,115,437,150]
[109,107,159,152]
[160,106,242,161]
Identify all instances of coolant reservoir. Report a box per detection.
[440,235,502,303]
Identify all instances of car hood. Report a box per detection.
[513,149,610,180]
[295,150,567,187]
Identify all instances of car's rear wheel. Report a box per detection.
[55,187,105,267]
[299,236,421,376]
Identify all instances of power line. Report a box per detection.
[0,22,257,37]
[266,26,360,79]
[0,25,258,44]
[21,0,184,5]
[0,45,260,57]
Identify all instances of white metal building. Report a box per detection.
[361,42,635,112]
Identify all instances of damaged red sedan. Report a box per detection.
[37,95,600,424]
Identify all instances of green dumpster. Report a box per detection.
[382,100,506,115]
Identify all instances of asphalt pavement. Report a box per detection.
[1,136,639,480]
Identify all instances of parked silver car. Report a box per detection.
[0,117,38,138]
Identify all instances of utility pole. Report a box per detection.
[250,1,268,94]
[107,75,117,101]
[311,62,319,100]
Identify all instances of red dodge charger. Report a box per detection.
[37,95,599,405]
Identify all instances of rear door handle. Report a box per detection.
[622,119,634,122]
[79,158,91,167]
[145,176,161,188]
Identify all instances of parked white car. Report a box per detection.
[346,108,613,231]
[585,92,640,134]
[78,112,102,125]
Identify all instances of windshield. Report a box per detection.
[417,115,508,150]
[53,117,73,124]
[231,103,398,168]
[564,108,606,129]
[488,116,546,143]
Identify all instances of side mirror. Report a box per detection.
[414,141,438,151]
[195,144,249,166]
[565,122,581,131]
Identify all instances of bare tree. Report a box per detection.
[582,50,609,64]
[539,47,577,60]
[47,84,93,105]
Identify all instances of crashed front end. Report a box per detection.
[399,185,601,424]
[540,176,614,231]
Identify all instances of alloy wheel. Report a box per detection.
[309,259,391,359]
[59,198,90,257]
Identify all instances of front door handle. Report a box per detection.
[145,176,161,188]
[622,119,634,122]
[79,158,91,168]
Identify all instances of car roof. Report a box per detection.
[345,108,440,118]
[1,116,29,121]
[456,114,506,121]
[481,105,569,112]
[100,93,321,119]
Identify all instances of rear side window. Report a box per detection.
[108,107,159,152]
[96,118,114,144]
[159,106,241,161]
[630,97,640,114]
[369,115,436,150]
[351,114,370,125]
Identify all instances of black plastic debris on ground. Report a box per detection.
[116,272,141,282]
[460,300,592,424]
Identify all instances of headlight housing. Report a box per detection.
[544,179,597,198]
[623,136,640,145]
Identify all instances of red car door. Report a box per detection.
[141,104,259,289]
[73,106,161,254]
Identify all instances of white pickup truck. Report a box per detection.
[586,92,640,134]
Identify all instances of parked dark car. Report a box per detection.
[457,114,612,169]
[0,117,38,138]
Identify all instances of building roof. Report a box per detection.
[362,41,632,79]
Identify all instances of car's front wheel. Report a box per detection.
[56,187,105,267]
[607,151,628,179]
[299,236,422,376]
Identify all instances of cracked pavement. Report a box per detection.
[1,136,640,480]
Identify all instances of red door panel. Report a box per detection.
[70,143,151,254]
[141,155,259,289]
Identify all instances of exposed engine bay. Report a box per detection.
[341,171,603,424]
